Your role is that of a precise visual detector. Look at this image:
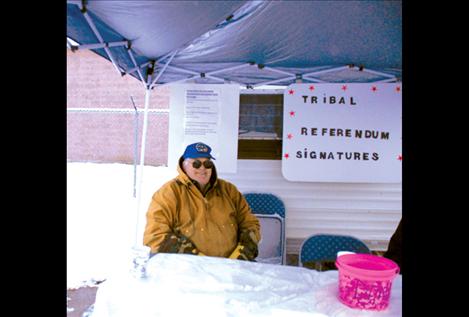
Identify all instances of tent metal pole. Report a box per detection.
[372,78,398,83]
[158,65,232,85]
[126,62,151,76]
[71,41,128,51]
[126,49,147,88]
[205,75,226,83]
[301,76,326,83]
[130,96,139,198]
[135,87,152,245]
[253,75,297,87]
[360,68,397,79]
[159,76,200,87]
[157,50,180,64]
[150,50,178,88]
[81,10,123,75]
[166,65,199,76]
[262,67,295,77]
[146,62,154,87]
[66,38,74,49]
[166,63,250,79]
[302,66,349,77]
[301,66,350,82]
[206,63,251,76]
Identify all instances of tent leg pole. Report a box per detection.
[130,96,139,198]
[134,87,151,246]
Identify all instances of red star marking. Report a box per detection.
[284,153,290,159]
[396,86,401,92]
[287,133,293,139]
[341,85,347,91]
[288,89,294,95]
[289,111,295,117]
[397,155,402,161]
[309,85,315,91]
[371,86,377,92]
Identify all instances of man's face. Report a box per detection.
[183,157,213,187]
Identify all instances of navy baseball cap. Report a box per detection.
[182,142,216,160]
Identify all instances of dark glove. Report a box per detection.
[158,232,204,255]
[229,230,259,261]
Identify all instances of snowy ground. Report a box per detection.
[67,162,177,289]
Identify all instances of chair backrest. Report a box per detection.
[244,193,286,265]
[299,234,371,267]
[244,193,285,218]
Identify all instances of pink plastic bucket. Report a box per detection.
[335,254,399,310]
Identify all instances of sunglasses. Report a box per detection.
[191,159,214,169]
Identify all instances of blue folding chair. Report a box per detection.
[299,234,371,270]
[244,193,286,265]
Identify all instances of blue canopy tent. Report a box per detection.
[67,0,402,244]
[67,0,401,86]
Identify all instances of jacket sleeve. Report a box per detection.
[143,182,179,253]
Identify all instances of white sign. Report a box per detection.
[168,84,240,173]
[282,83,402,183]
[183,89,220,138]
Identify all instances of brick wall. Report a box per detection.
[67,50,170,166]
[67,50,286,165]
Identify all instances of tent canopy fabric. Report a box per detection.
[67,0,401,87]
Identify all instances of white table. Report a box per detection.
[90,253,402,317]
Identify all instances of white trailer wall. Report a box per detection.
[219,159,402,254]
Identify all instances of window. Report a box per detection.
[238,93,283,160]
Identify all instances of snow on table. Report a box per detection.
[91,253,402,317]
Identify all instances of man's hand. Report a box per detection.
[229,230,259,261]
[158,233,203,255]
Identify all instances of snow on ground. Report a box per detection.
[67,162,177,289]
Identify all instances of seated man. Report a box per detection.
[143,142,260,261]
